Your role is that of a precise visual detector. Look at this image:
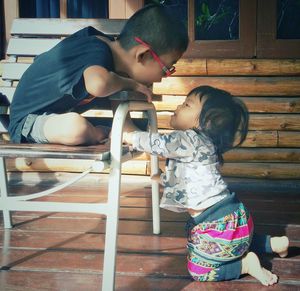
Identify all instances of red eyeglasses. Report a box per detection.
[134,37,176,77]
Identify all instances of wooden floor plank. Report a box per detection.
[1,230,299,258]
[2,216,300,240]
[1,248,299,278]
[7,185,300,211]
[0,231,187,255]
[7,172,300,194]
[0,271,298,291]
[1,174,300,290]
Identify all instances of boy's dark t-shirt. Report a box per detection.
[8,26,115,143]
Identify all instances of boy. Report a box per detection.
[9,4,188,145]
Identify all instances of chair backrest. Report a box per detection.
[0,18,127,135]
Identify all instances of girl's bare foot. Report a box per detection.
[242,252,278,286]
[270,236,289,258]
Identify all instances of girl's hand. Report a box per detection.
[151,168,163,184]
[123,131,134,145]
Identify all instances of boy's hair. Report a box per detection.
[117,4,189,55]
[189,86,249,163]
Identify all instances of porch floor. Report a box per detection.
[1,173,299,291]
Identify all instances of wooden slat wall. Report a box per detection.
[2,58,300,179]
[1,18,299,179]
[3,0,18,45]
[109,0,143,19]
[145,58,300,179]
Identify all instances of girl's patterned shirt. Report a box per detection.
[132,129,229,213]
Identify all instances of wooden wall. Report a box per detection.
[148,58,300,179]
[2,3,299,180]
[4,58,300,180]
[2,0,143,47]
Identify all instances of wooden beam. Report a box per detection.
[135,148,300,163]
[3,0,19,48]
[174,59,300,76]
[206,59,300,76]
[125,0,144,18]
[60,0,67,18]
[152,113,300,131]
[240,97,300,113]
[278,131,300,147]
[109,0,126,19]
[109,0,143,19]
[153,96,300,113]
[224,148,300,162]
[9,57,300,77]
[151,160,300,179]
[222,163,300,179]
[157,130,297,148]
[5,158,148,176]
[153,76,300,96]
[6,158,300,179]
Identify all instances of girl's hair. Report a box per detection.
[189,86,249,164]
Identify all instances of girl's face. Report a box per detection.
[170,93,204,130]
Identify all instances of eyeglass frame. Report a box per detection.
[134,36,176,77]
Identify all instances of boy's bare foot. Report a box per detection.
[242,252,278,286]
[270,236,289,258]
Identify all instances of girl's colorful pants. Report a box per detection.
[186,192,272,281]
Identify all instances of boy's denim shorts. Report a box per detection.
[21,112,113,144]
[21,113,58,143]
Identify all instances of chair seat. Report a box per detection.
[0,141,130,160]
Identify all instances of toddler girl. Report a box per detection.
[123,85,289,286]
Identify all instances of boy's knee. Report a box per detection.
[64,112,85,128]
[62,113,90,144]
[45,112,89,145]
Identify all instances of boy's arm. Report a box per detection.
[84,65,152,102]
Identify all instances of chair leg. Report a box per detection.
[151,180,160,234]
[148,107,161,235]
[151,156,161,235]
[0,157,13,228]
[102,166,122,291]
[2,229,11,268]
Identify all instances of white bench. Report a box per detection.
[0,18,160,291]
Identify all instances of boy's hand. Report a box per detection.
[134,82,153,103]
[84,67,153,102]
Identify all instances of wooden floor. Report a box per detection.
[1,173,300,291]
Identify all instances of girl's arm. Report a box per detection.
[122,131,134,145]
[123,130,196,159]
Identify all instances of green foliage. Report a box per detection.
[150,0,162,4]
[196,2,232,31]
[146,0,171,4]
